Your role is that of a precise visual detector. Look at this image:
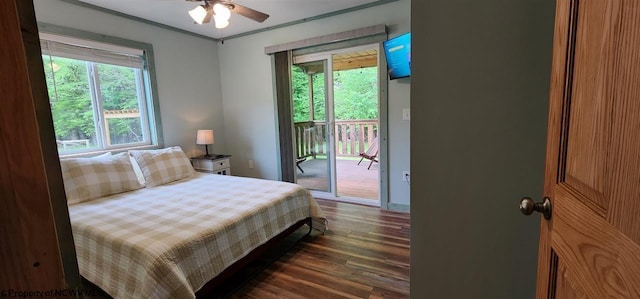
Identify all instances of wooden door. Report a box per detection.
[0,0,79,290]
[535,0,640,298]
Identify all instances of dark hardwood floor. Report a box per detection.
[224,199,410,299]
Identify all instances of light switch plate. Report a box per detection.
[402,108,410,121]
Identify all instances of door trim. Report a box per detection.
[536,0,579,297]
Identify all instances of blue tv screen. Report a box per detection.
[383,32,411,80]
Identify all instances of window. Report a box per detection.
[40,33,160,155]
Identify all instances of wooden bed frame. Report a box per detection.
[196,217,312,297]
[81,217,313,298]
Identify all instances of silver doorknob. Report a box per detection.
[520,197,552,220]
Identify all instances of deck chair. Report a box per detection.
[296,157,306,173]
[357,137,379,170]
[296,127,314,173]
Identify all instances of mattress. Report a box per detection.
[67,173,326,299]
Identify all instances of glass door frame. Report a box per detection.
[292,43,385,207]
[292,55,337,196]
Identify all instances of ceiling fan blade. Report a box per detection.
[226,2,269,23]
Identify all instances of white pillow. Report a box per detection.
[60,152,144,205]
[128,146,195,187]
[59,151,111,160]
[94,152,112,158]
[128,154,146,186]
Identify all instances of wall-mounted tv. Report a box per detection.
[383,32,411,80]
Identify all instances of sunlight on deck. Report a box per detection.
[295,158,379,201]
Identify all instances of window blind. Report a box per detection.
[40,38,144,69]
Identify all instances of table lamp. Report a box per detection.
[196,129,214,157]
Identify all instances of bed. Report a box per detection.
[60,147,327,299]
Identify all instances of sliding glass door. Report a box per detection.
[292,59,334,193]
[292,44,381,206]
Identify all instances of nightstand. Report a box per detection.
[191,154,231,175]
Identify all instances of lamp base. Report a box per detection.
[204,145,211,157]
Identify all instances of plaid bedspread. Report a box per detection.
[68,173,327,299]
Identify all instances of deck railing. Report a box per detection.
[294,120,378,158]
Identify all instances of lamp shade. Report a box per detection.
[214,15,229,29]
[196,130,214,145]
[213,3,231,20]
[189,5,212,24]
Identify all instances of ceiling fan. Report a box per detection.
[186,0,269,29]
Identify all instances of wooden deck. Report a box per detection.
[296,158,379,201]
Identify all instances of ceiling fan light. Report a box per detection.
[213,15,229,28]
[213,3,231,20]
[189,5,212,24]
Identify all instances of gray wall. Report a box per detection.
[217,0,411,206]
[33,0,412,207]
[411,0,555,298]
[33,0,224,157]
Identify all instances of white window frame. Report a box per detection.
[38,27,163,156]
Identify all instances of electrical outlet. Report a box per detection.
[402,171,410,182]
[248,159,254,169]
[402,108,410,121]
